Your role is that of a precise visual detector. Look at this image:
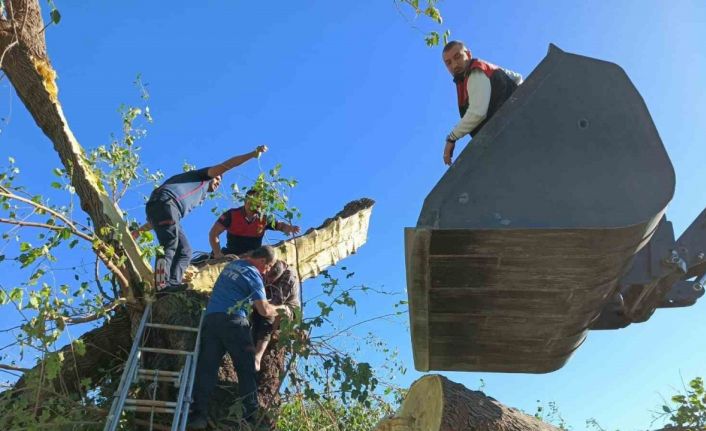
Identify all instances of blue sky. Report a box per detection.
[1,1,705,429]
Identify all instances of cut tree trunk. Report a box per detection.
[375,375,561,431]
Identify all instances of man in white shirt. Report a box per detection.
[442,41,523,165]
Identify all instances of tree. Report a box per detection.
[0,0,454,428]
[0,1,383,429]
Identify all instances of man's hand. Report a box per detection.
[212,250,224,259]
[285,224,301,236]
[277,305,293,319]
[255,145,268,157]
[444,139,456,166]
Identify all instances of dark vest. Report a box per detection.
[455,59,518,137]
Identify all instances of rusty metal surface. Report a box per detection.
[406,45,675,373]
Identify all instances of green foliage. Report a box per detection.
[277,396,395,431]
[85,74,163,204]
[231,163,301,226]
[275,267,407,428]
[534,400,571,430]
[395,0,450,47]
[658,376,706,429]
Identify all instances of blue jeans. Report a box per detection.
[192,313,258,420]
[145,197,192,287]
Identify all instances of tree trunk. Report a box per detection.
[375,375,561,431]
[0,0,153,299]
[8,199,373,429]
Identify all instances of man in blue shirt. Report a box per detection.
[190,245,285,429]
[135,145,267,290]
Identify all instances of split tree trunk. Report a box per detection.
[375,375,561,431]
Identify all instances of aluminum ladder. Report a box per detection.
[103,301,205,431]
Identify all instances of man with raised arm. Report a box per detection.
[442,41,523,165]
[136,146,267,290]
[190,245,286,429]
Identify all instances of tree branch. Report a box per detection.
[0,363,29,373]
[60,298,126,325]
[0,186,131,289]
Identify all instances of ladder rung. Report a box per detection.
[145,322,199,332]
[135,374,180,384]
[124,405,175,414]
[138,368,181,377]
[125,398,177,408]
[139,347,194,355]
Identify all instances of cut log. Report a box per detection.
[375,375,561,431]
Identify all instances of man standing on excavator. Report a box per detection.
[442,41,523,165]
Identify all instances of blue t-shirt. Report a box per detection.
[206,260,266,318]
[152,167,212,217]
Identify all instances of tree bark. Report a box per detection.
[0,0,153,299]
[375,375,561,431]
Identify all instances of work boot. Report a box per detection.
[188,414,208,430]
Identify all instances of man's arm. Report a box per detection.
[444,71,491,165]
[253,299,285,318]
[208,222,227,258]
[502,67,523,85]
[207,145,268,179]
[275,221,301,236]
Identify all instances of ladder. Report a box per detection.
[103,301,205,431]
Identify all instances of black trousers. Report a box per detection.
[192,313,258,419]
[145,198,192,287]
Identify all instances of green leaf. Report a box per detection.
[9,287,23,303]
[50,8,61,24]
[73,339,86,356]
[19,242,32,252]
[50,181,62,189]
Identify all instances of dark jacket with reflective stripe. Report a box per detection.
[150,167,212,217]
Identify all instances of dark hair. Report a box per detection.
[267,260,287,282]
[442,40,468,53]
[250,245,276,263]
[246,189,258,196]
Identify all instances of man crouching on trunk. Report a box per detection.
[190,245,286,429]
[252,260,301,372]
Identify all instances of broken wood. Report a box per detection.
[186,198,375,291]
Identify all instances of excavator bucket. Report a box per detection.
[405,44,675,373]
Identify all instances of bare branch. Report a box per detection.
[0,217,92,242]
[61,298,126,325]
[0,363,29,373]
[0,186,131,289]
